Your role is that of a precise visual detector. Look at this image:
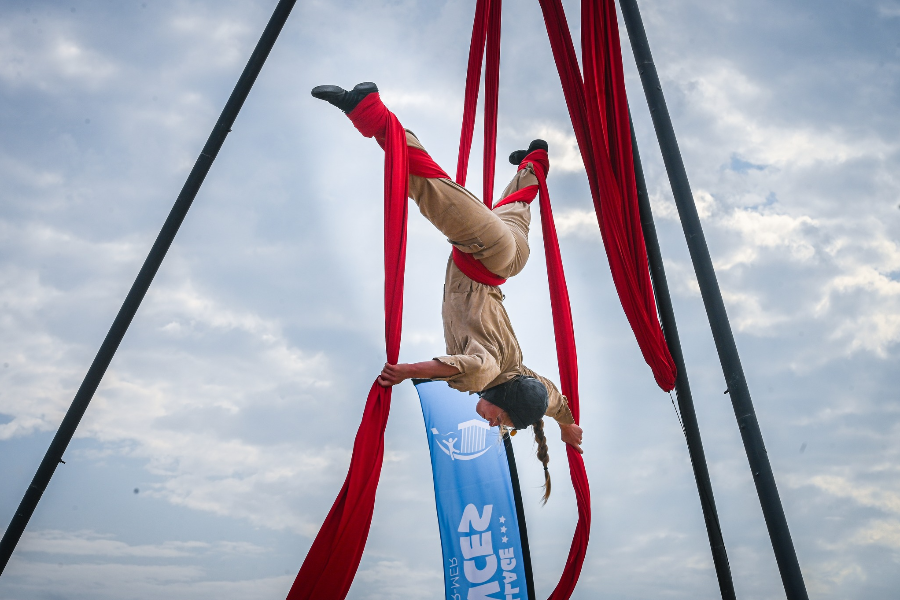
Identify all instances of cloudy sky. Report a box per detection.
[1,0,898,598]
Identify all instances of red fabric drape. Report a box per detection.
[481,0,502,207]
[524,151,592,599]
[537,0,676,391]
[456,0,489,187]
[456,1,593,595]
[456,0,502,209]
[286,93,409,600]
[453,147,593,599]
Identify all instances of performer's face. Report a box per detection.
[475,397,514,428]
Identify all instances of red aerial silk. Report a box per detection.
[522,151,592,599]
[456,0,502,208]
[285,93,408,600]
[452,0,676,596]
[457,0,594,595]
[538,0,677,391]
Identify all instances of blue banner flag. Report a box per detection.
[413,380,534,600]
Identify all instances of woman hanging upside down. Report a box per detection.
[312,82,583,502]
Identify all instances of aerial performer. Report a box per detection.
[311,82,584,501]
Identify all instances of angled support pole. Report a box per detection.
[631,115,736,600]
[0,0,298,576]
[617,1,809,598]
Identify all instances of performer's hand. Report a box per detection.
[377,363,410,387]
[559,423,584,454]
[377,359,461,387]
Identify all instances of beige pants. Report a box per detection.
[405,131,537,279]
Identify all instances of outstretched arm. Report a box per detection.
[377,360,461,387]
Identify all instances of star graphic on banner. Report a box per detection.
[502,536,508,543]
[500,526,507,533]
[499,516,506,523]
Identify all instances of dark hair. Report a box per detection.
[479,376,548,429]
[533,418,551,504]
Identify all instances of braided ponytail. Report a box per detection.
[533,418,551,505]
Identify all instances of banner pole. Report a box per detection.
[0,0,298,576]
[503,434,536,600]
[617,1,809,598]
[630,114,736,600]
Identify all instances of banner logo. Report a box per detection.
[431,419,492,461]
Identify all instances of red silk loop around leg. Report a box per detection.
[491,149,547,210]
[492,185,538,210]
[519,148,550,176]
[347,93,390,139]
[408,147,450,180]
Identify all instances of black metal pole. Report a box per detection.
[0,0,297,576]
[617,1,809,598]
[503,434,536,600]
[631,116,736,600]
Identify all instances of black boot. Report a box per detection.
[508,139,549,167]
[311,82,378,113]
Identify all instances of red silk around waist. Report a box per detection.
[451,248,508,286]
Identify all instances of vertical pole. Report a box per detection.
[617,1,809,598]
[504,434,536,600]
[631,116,736,600]
[0,0,298,576]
